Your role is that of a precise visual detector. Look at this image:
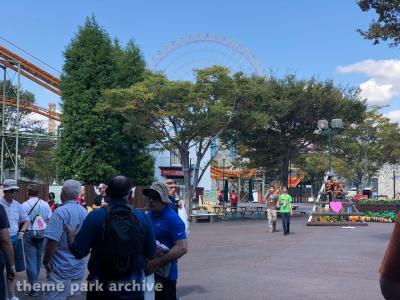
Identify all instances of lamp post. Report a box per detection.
[315,119,343,174]
[222,156,226,202]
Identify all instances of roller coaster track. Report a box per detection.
[0,44,61,128]
[0,45,61,95]
[2,97,60,122]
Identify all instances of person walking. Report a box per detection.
[278,186,293,236]
[42,180,88,300]
[145,182,188,300]
[0,179,30,300]
[21,185,52,296]
[264,186,278,233]
[0,204,15,300]
[66,175,156,300]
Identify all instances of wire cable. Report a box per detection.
[0,36,62,74]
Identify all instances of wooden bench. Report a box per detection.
[190,213,217,223]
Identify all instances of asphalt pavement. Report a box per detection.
[14,214,392,300]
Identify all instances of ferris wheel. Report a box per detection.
[149,33,266,81]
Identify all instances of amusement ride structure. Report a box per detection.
[150,33,273,200]
[0,41,61,180]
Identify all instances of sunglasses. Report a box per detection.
[5,189,18,193]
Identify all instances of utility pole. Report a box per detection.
[1,65,6,182]
[15,62,21,180]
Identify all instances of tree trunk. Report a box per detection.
[281,157,289,187]
[181,148,192,217]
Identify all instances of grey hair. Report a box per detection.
[62,179,81,200]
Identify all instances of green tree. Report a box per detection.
[56,16,153,184]
[0,80,47,177]
[101,66,247,212]
[294,153,355,197]
[333,109,400,192]
[112,39,146,88]
[22,140,56,184]
[229,75,367,186]
[358,0,400,47]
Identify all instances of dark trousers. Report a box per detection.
[380,276,400,300]
[0,256,5,300]
[281,212,291,235]
[155,274,177,300]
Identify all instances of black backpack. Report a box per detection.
[100,204,143,279]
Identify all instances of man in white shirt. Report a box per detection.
[0,179,30,300]
[21,185,52,297]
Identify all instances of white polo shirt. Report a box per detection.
[0,197,30,236]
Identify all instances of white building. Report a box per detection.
[152,147,212,194]
[374,164,400,198]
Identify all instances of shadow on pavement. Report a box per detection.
[178,284,207,297]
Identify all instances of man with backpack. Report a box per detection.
[21,185,52,296]
[42,180,88,300]
[66,175,156,300]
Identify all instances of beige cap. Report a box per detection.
[143,182,171,204]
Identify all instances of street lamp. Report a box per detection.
[222,154,226,203]
[315,118,343,174]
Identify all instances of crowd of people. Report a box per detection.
[0,176,188,300]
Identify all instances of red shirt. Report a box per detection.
[230,193,238,205]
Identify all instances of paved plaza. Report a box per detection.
[178,216,392,300]
[14,214,392,300]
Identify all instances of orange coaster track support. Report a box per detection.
[0,45,61,95]
[3,97,61,122]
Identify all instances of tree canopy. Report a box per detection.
[56,16,153,185]
[358,0,400,47]
[100,66,251,210]
[333,109,400,191]
[228,75,367,185]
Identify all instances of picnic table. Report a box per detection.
[221,206,238,220]
[213,205,224,216]
[238,206,265,218]
[254,205,264,218]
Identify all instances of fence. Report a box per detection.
[12,182,49,203]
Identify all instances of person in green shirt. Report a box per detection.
[278,186,293,235]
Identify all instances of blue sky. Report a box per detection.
[1,0,399,122]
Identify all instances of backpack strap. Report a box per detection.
[28,199,41,224]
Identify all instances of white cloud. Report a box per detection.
[337,59,400,105]
[386,110,400,124]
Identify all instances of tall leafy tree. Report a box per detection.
[56,16,153,184]
[229,75,367,186]
[100,66,248,213]
[358,0,400,47]
[333,109,400,191]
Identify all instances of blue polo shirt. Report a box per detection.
[148,206,186,281]
[70,200,156,281]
